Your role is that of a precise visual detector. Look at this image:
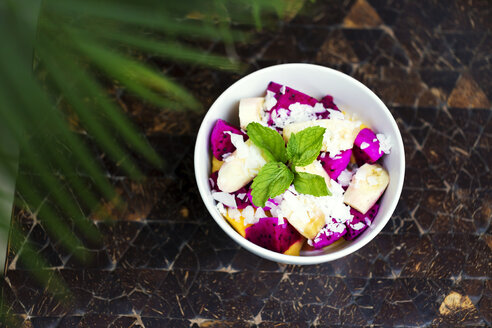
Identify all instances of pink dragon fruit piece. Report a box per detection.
[267,82,319,109]
[246,189,278,211]
[320,95,340,111]
[245,217,303,253]
[344,203,380,241]
[209,172,251,209]
[318,149,352,180]
[265,82,320,127]
[264,83,343,125]
[311,219,347,249]
[353,128,383,165]
[210,119,246,160]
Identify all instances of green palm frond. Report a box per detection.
[0,0,294,320]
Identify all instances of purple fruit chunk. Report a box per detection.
[311,219,347,249]
[264,83,343,126]
[265,82,319,127]
[245,217,303,253]
[353,128,382,165]
[320,95,340,111]
[318,149,352,180]
[267,82,319,110]
[344,203,380,240]
[209,172,251,209]
[210,119,245,160]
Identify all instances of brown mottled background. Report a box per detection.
[2,0,491,327]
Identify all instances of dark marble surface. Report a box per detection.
[2,0,492,327]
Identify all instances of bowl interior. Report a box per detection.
[194,64,405,265]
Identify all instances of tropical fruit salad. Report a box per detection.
[209,82,391,256]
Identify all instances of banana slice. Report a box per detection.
[224,208,252,237]
[283,119,361,155]
[217,139,267,193]
[282,161,336,239]
[280,192,325,239]
[239,97,265,130]
[343,163,389,214]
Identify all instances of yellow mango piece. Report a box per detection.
[212,156,223,173]
[326,238,345,249]
[350,152,357,164]
[283,238,305,256]
[301,216,326,240]
[301,237,345,252]
[224,210,251,237]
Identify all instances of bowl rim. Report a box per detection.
[194,63,405,265]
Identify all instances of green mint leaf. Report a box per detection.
[293,172,331,197]
[251,162,294,207]
[286,126,326,167]
[246,122,287,163]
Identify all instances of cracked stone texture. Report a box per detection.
[2,0,492,327]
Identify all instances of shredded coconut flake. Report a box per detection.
[360,142,370,150]
[328,108,344,120]
[212,191,237,208]
[315,220,346,242]
[242,205,258,225]
[223,156,234,163]
[270,102,343,129]
[270,206,282,218]
[328,151,340,159]
[376,133,392,154]
[287,185,299,195]
[313,102,327,113]
[221,152,232,160]
[273,103,317,128]
[209,178,215,189]
[337,169,353,187]
[322,120,358,156]
[273,195,284,204]
[264,90,277,111]
[228,208,242,221]
[216,202,227,216]
[280,85,286,94]
[265,200,277,209]
[236,193,246,200]
[254,207,266,220]
[350,222,366,231]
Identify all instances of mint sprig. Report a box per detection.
[287,126,326,167]
[246,123,332,207]
[293,172,329,196]
[247,122,287,162]
[251,162,294,207]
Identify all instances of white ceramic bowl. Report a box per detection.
[194,63,405,265]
